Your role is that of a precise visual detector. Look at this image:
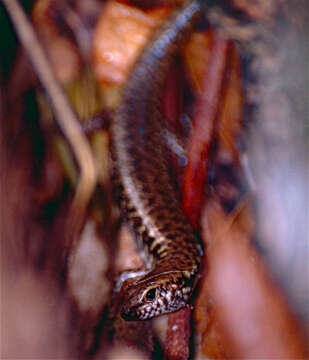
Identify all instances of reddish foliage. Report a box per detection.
[164,307,192,360]
[200,199,307,359]
[182,33,230,229]
[163,62,185,129]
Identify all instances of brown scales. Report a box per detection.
[111,0,203,320]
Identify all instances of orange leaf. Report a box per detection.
[92,1,170,85]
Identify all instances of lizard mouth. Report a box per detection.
[120,305,139,321]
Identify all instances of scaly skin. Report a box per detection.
[111,0,203,321]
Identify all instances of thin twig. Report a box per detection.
[182,32,230,228]
[1,0,97,250]
[59,1,92,61]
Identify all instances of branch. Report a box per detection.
[1,0,97,248]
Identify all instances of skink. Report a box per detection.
[111,0,203,321]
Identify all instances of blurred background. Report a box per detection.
[0,0,308,359]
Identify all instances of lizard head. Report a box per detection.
[120,270,194,321]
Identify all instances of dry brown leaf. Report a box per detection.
[92,1,171,85]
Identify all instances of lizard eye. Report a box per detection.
[145,288,157,301]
